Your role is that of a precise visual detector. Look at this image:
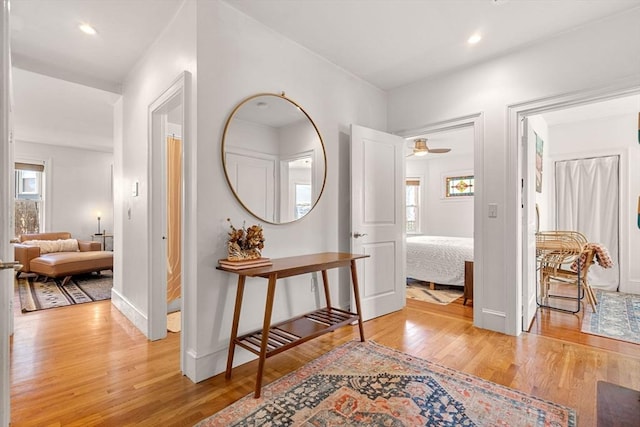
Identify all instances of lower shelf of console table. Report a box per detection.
[217,252,369,398]
[235,307,359,357]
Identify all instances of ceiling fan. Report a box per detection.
[407,138,451,157]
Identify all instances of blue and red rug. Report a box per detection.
[196,340,576,426]
[582,289,640,345]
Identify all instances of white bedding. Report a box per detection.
[406,235,474,287]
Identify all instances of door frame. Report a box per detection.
[507,78,640,334]
[1,1,11,423]
[148,72,189,369]
[520,117,537,331]
[395,112,484,327]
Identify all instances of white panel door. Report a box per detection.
[351,124,405,321]
[522,118,537,331]
[226,153,275,222]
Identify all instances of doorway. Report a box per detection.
[397,113,482,323]
[148,73,188,373]
[518,91,640,331]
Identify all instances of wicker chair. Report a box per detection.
[536,230,597,313]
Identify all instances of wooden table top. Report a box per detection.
[217,252,369,279]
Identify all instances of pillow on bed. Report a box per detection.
[23,238,79,254]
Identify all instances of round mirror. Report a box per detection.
[222,93,327,224]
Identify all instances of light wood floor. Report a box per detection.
[10,289,640,426]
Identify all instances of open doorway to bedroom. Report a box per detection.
[521,92,640,339]
[404,125,475,316]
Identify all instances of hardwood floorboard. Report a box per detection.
[10,287,640,426]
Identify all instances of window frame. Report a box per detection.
[405,177,421,234]
[14,161,46,236]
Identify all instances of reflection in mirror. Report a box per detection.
[222,93,326,224]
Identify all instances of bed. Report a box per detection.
[406,235,474,287]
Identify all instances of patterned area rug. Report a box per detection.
[582,289,640,344]
[406,278,463,305]
[195,341,576,426]
[17,273,112,312]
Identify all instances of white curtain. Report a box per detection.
[555,156,619,291]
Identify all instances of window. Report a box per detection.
[445,175,474,197]
[14,162,45,237]
[405,179,421,233]
[294,183,312,219]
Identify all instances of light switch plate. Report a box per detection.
[488,203,498,218]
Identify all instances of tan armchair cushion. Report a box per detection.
[79,241,101,251]
[14,244,41,273]
[18,232,71,242]
[22,238,79,254]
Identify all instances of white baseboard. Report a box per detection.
[110,288,149,338]
[481,308,507,333]
[184,344,256,383]
[619,279,640,295]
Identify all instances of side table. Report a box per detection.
[217,252,369,398]
[91,233,113,251]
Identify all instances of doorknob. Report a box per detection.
[352,232,368,238]
[0,260,23,271]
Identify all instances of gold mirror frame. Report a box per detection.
[221,93,327,224]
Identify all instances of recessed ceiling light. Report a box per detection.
[467,34,482,45]
[79,23,97,35]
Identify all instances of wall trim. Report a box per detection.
[111,288,149,338]
[481,308,506,318]
[186,345,256,383]
[146,72,191,380]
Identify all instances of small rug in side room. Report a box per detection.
[167,311,181,333]
[581,289,640,344]
[194,340,576,427]
[17,273,112,312]
[406,278,463,305]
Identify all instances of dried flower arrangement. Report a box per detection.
[226,218,265,261]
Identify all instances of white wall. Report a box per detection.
[193,1,386,381]
[406,155,474,238]
[388,8,640,334]
[116,0,196,335]
[14,141,113,239]
[546,113,640,294]
[116,0,385,383]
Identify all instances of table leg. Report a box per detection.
[350,260,365,342]
[321,269,332,308]
[255,273,277,398]
[225,275,246,379]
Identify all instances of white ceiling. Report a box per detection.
[12,68,118,151]
[8,0,640,151]
[10,0,184,93]
[225,0,640,90]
